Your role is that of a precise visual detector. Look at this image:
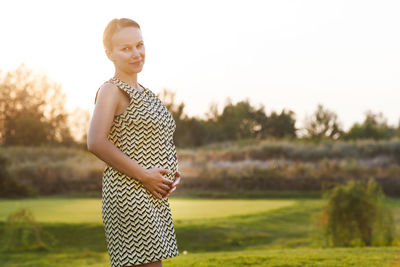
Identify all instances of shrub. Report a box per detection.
[0,153,38,198]
[321,178,395,247]
[0,207,56,252]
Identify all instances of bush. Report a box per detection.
[0,153,38,198]
[0,207,56,252]
[321,178,395,247]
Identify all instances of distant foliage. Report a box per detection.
[1,207,56,252]
[321,178,395,247]
[0,153,37,198]
[160,91,399,148]
[2,139,400,197]
[302,103,344,142]
[157,91,297,148]
[344,110,394,141]
[1,146,103,197]
[263,109,297,139]
[0,63,74,146]
[1,64,399,148]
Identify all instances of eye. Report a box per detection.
[123,47,130,51]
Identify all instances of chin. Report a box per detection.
[133,68,143,74]
[125,67,143,74]
[132,64,144,70]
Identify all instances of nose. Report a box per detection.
[131,48,141,58]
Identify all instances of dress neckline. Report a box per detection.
[110,77,149,95]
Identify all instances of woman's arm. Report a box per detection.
[87,83,173,199]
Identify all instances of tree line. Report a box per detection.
[1,64,399,148]
[161,89,400,147]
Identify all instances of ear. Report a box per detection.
[105,49,114,61]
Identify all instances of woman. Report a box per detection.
[87,18,181,267]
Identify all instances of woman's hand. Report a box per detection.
[139,168,174,199]
[164,171,182,198]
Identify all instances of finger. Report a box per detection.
[154,191,162,199]
[165,187,176,198]
[165,187,173,197]
[161,183,171,191]
[167,185,176,192]
[159,190,167,199]
[172,177,181,187]
[162,177,174,185]
[159,168,172,175]
[175,171,181,178]
[160,187,169,196]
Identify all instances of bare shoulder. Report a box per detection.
[95,81,122,105]
[99,81,120,96]
[88,82,122,146]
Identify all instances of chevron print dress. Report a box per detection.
[100,77,179,266]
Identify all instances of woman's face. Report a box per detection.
[107,26,145,74]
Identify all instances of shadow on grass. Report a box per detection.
[175,199,323,252]
[169,189,323,199]
[0,199,324,255]
[43,189,324,200]
[0,222,108,254]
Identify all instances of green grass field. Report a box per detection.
[0,194,399,266]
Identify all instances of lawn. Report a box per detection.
[0,194,399,266]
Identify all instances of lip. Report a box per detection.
[130,61,142,64]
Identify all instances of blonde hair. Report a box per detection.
[103,18,141,52]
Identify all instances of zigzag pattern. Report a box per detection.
[101,77,179,266]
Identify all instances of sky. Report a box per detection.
[1,0,399,132]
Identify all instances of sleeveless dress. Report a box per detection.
[97,77,179,266]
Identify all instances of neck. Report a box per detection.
[113,71,139,88]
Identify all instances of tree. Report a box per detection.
[6,113,49,146]
[156,87,188,146]
[204,101,219,123]
[302,103,344,141]
[397,119,400,138]
[217,98,267,141]
[67,106,91,146]
[263,109,297,139]
[0,63,73,146]
[157,88,185,122]
[344,110,393,141]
